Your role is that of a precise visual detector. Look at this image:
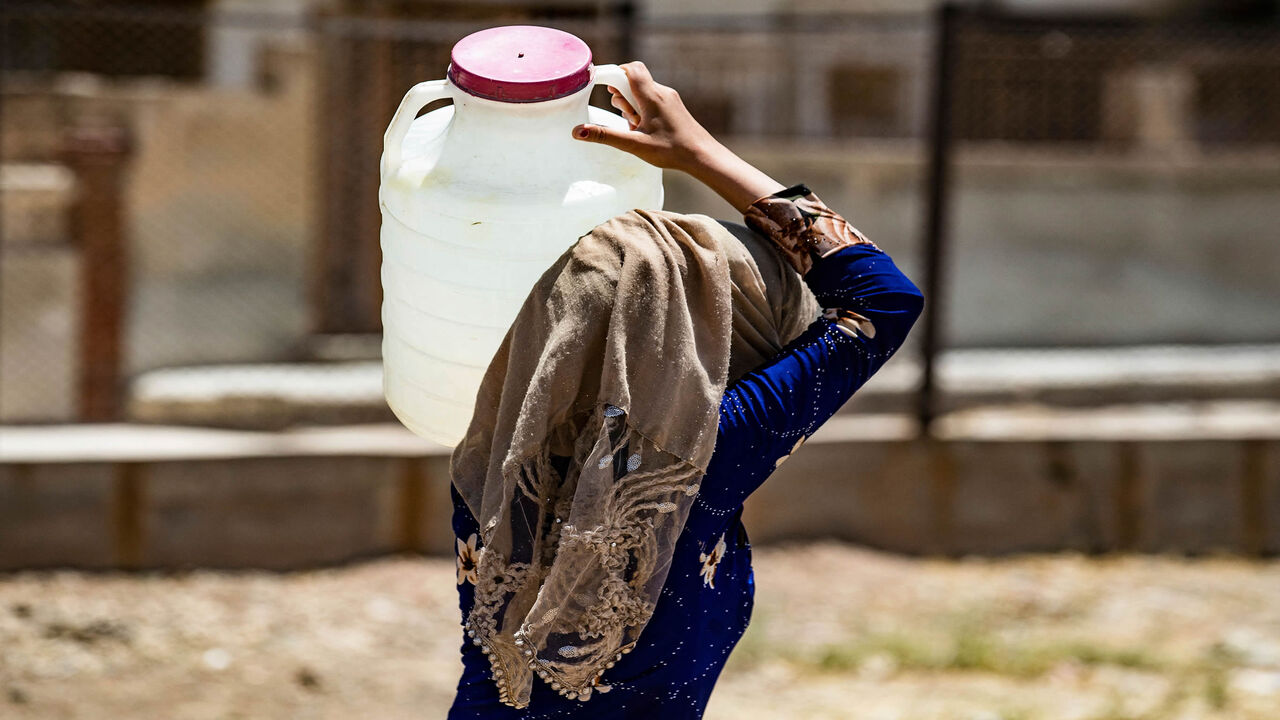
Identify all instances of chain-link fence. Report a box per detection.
[915,5,1280,423]
[951,11,1280,146]
[3,1,1278,429]
[4,2,324,425]
[0,1,633,427]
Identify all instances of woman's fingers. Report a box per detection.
[571,123,655,157]
[608,87,637,116]
[610,97,640,129]
[619,61,655,94]
[608,89,640,128]
[573,60,713,172]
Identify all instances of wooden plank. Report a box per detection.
[112,462,146,569]
[397,457,426,553]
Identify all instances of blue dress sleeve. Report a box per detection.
[695,187,924,512]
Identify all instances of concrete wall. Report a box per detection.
[0,165,80,421]
[2,39,319,378]
[744,437,1279,556]
[0,455,456,571]
[639,19,931,139]
[663,141,1280,347]
[1,435,1275,570]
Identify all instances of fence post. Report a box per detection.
[917,2,959,434]
[616,0,637,62]
[62,124,133,422]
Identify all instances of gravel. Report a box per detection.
[2,542,1277,719]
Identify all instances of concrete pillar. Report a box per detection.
[1103,64,1197,151]
[62,124,133,422]
[206,0,309,89]
[0,165,79,422]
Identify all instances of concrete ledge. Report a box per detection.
[118,345,1280,428]
[933,400,1280,441]
[0,423,451,463]
[2,403,1277,569]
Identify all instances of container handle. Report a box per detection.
[383,79,452,175]
[591,64,639,115]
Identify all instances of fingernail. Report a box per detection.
[573,125,590,139]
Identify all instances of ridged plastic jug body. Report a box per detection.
[379,68,664,446]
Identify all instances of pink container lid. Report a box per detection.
[447,25,593,103]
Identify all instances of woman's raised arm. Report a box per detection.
[698,187,924,511]
[570,60,785,213]
[573,62,925,510]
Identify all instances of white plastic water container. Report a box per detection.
[379,26,664,446]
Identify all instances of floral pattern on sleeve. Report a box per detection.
[457,533,480,585]
[822,306,877,340]
[698,533,728,589]
[742,183,878,277]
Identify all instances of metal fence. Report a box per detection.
[916,4,1280,425]
[3,1,1279,430]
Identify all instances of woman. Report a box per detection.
[448,61,923,718]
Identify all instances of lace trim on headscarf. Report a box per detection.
[463,401,703,707]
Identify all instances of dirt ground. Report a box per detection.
[2,542,1278,720]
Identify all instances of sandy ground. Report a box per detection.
[2,542,1278,720]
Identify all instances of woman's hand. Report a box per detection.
[570,61,716,174]
[571,61,785,214]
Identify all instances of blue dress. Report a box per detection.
[448,187,924,719]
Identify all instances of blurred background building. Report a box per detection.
[2,0,1278,569]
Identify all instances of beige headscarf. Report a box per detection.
[450,209,819,708]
